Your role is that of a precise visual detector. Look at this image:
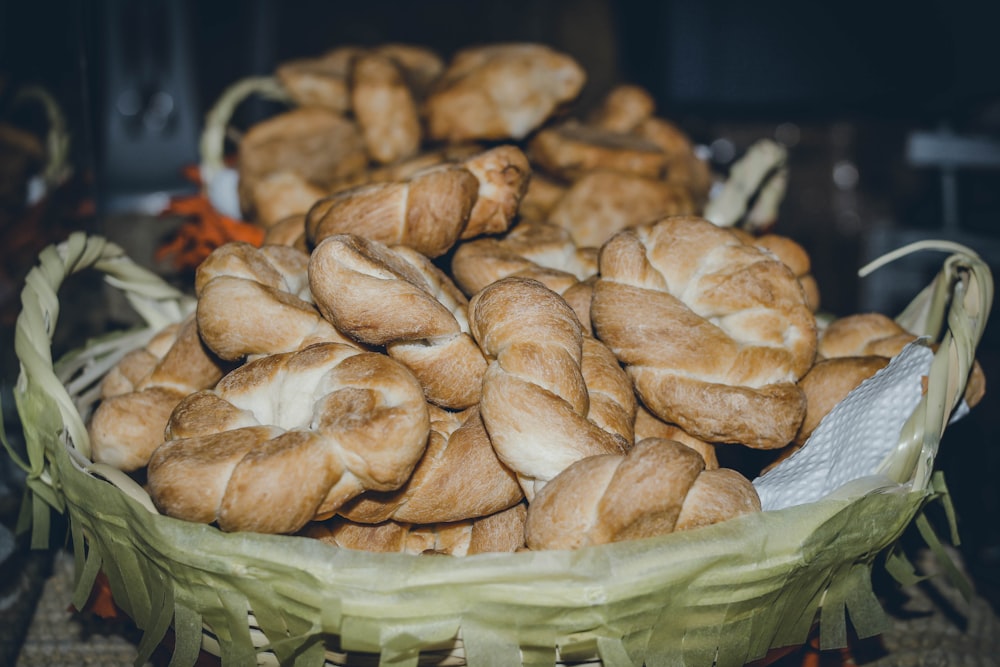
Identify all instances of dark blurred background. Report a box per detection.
[2,0,1000,653]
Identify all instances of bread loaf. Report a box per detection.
[339,405,522,524]
[424,43,586,142]
[195,243,355,361]
[469,277,631,500]
[591,216,817,449]
[309,233,487,409]
[147,342,430,534]
[524,438,760,550]
[89,314,229,472]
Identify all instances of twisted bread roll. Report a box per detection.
[351,51,422,165]
[302,503,527,556]
[451,221,598,332]
[305,164,479,258]
[424,43,586,142]
[309,234,487,409]
[469,277,631,500]
[451,221,598,296]
[529,120,668,182]
[250,171,329,229]
[147,342,430,534]
[525,438,760,550]
[730,228,821,313]
[547,171,697,249]
[460,145,532,239]
[237,107,368,217]
[339,405,522,524]
[587,84,656,134]
[307,145,529,257]
[196,243,354,361]
[89,314,229,472]
[592,216,817,449]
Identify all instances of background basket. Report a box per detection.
[3,232,992,667]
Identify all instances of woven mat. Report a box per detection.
[11,547,1000,667]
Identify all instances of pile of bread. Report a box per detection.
[87,42,984,557]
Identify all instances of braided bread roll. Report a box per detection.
[147,342,430,534]
[592,216,817,449]
[89,314,229,472]
[195,242,355,361]
[305,164,480,258]
[309,233,487,409]
[469,277,632,500]
[339,405,522,524]
[524,438,760,551]
[451,220,598,332]
[424,43,586,142]
[528,120,669,182]
[302,503,528,556]
[730,228,821,313]
[351,51,422,165]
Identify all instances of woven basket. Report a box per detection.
[3,233,992,667]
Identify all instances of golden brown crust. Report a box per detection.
[424,43,586,142]
[305,164,480,258]
[301,502,527,556]
[548,170,697,248]
[588,84,656,134]
[147,343,431,534]
[528,121,668,182]
[591,216,817,449]
[89,315,229,472]
[308,234,487,409]
[250,171,329,228]
[237,107,368,217]
[275,47,359,112]
[339,406,522,524]
[351,52,422,165]
[524,438,759,550]
[460,145,532,239]
[633,405,719,469]
[469,277,630,500]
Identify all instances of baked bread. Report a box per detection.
[633,405,719,469]
[591,216,817,449]
[302,502,527,556]
[249,171,329,229]
[547,170,697,248]
[275,46,359,113]
[524,438,760,550]
[517,172,567,222]
[195,243,355,360]
[730,228,821,313]
[469,277,631,500]
[261,214,309,251]
[89,314,229,472]
[818,312,986,408]
[237,106,368,217]
[351,51,422,165]
[308,233,487,409]
[424,43,586,142]
[460,145,532,239]
[339,405,522,524]
[147,342,430,534]
[451,220,598,295]
[587,84,656,134]
[305,164,480,258]
[528,120,668,182]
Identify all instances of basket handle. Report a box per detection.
[860,241,994,487]
[6,233,194,520]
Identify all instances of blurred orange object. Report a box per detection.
[156,193,264,271]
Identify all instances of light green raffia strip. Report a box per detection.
[199,76,292,175]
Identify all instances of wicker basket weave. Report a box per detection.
[3,233,992,667]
